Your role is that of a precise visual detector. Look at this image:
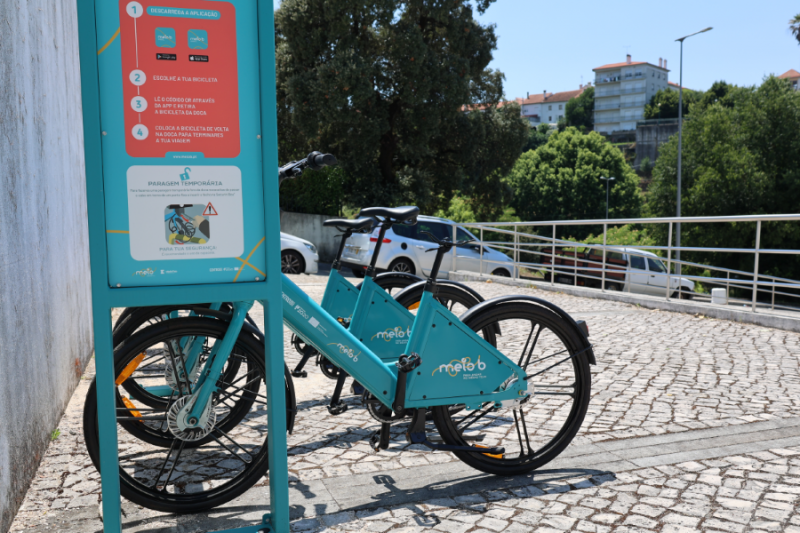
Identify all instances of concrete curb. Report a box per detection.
[450,271,800,333]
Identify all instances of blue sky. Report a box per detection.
[476,0,800,99]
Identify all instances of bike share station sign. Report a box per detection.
[77,0,288,530]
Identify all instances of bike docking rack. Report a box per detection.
[77,0,289,531]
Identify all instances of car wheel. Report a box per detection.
[281,250,305,274]
[351,267,366,279]
[606,282,620,291]
[388,258,415,275]
[491,268,511,277]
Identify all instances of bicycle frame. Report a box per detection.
[282,273,529,411]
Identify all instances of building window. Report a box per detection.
[559,104,563,110]
[549,116,552,121]
[548,105,552,110]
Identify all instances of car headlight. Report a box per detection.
[304,243,317,254]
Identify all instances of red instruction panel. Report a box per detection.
[119,0,240,158]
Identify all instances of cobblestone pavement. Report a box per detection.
[9,273,800,532]
[288,447,800,533]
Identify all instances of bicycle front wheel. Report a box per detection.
[431,301,591,476]
[83,317,294,513]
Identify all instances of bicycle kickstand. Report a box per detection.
[326,371,349,415]
[291,345,317,378]
[370,422,391,452]
[406,408,505,456]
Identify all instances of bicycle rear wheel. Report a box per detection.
[83,317,295,513]
[431,302,591,476]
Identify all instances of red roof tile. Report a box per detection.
[593,61,668,72]
[779,69,800,79]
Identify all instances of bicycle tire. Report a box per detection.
[112,305,244,410]
[431,302,591,476]
[83,317,296,513]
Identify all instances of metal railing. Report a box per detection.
[460,214,800,316]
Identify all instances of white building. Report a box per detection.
[463,85,589,127]
[593,55,669,134]
[518,86,589,126]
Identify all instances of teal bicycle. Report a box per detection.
[83,153,595,513]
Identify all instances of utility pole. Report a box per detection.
[675,27,712,293]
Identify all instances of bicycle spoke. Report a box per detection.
[457,403,495,433]
[158,439,186,492]
[152,438,179,489]
[521,324,543,369]
[215,428,254,458]
[136,355,166,371]
[165,341,192,395]
[215,376,261,405]
[518,408,534,455]
[208,433,251,465]
[517,322,536,367]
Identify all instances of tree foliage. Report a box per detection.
[790,13,800,45]
[565,86,594,131]
[275,0,526,213]
[647,76,800,284]
[522,123,551,153]
[506,128,642,239]
[644,88,697,119]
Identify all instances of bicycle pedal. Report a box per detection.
[327,402,348,415]
[291,370,308,378]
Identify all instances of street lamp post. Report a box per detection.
[675,27,712,292]
[600,176,615,219]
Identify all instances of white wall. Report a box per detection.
[0,1,93,530]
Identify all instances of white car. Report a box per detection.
[341,215,515,278]
[281,232,319,274]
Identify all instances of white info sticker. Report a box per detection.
[126,165,244,261]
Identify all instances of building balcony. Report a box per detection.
[595,103,620,111]
[596,76,621,85]
[594,113,644,125]
[620,86,646,95]
[596,89,621,97]
[620,100,646,109]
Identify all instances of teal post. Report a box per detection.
[257,2,290,531]
[75,0,289,530]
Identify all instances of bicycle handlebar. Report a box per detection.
[279,151,337,183]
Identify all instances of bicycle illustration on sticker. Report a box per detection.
[164,204,210,245]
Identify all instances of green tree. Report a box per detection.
[644,88,697,119]
[565,86,594,131]
[275,0,524,213]
[522,123,551,153]
[506,128,643,239]
[790,14,800,44]
[647,76,800,284]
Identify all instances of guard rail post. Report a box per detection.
[752,220,761,313]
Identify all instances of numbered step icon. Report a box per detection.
[129,69,146,86]
[126,1,144,18]
[130,96,148,112]
[131,124,149,141]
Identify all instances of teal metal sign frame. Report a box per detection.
[76,0,288,531]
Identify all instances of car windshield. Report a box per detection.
[647,257,668,273]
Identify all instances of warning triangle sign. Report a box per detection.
[203,202,218,216]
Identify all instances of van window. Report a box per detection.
[629,254,646,270]
[392,224,414,239]
[456,228,476,243]
[647,257,667,273]
[416,221,450,243]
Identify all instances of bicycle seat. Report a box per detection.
[322,217,374,233]
[359,206,419,224]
